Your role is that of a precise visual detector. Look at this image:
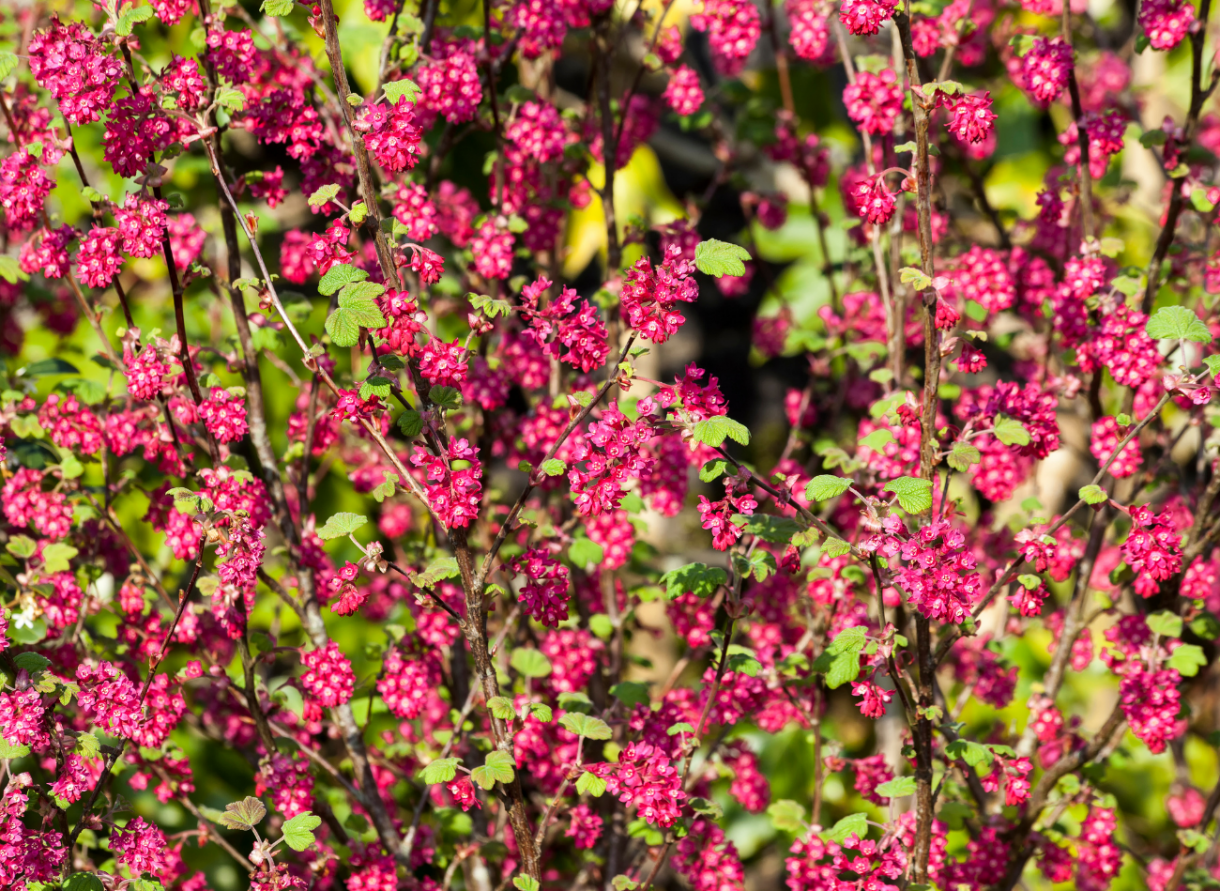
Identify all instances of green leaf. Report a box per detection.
[116,5,154,36]
[858,427,896,452]
[487,696,515,720]
[318,263,369,296]
[471,751,516,790]
[0,255,28,285]
[560,712,613,740]
[569,538,603,568]
[469,292,513,318]
[281,812,322,851]
[14,652,50,674]
[529,703,553,722]
[397,410,424,437]
[945,739,993,768]
[1190,613,1220,640]
[411,557,459,587]
[899,266,932,290]
[812,626,868,689]
[429,386,461,410]
[691,415,750,448]
[317,512,367,540]
[883,476,934,514]
[512,878,540,891]
[689,796,723,818]
[823,812,868,844]
[75,732,101,759]
[822,537,852,558]
[219,796,267,830]
[215,87,245,112]
[992,415,1031,447]
[700,458,729,482]
[694,238,751,277]
[947,442,981,472]
[510,648,553,678]
[612,877,638,891]
[667,722,696,736]
[660,563,727,600]
[1147,610,1184,638]
[41,542,78,574]
[805,475,853,501]
[64,874,105,891]
[0,738,31,759]
[1191,188,1216,213]
[261,0,296,15]
[1147,305,1213,344]
[1079,484,1108,505]
[0,52,18,81]
[1205,355,1220,378]
[420,757,460,784]
[325,308,361,347]
[610,681,650,708]
[384,78,422,104]
[767,799,807,833]
[372,473,399,502]
[874,776,917,798]
[576,770,607,797]
[1168,644,1206,676]
[359,376,393,401]
[308,184,341,208]
[541,458,566,476]
[22,358,81,377]
[7,535,37,559]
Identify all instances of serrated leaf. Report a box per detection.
[215,87,245,112]
[883,476,934,514]
[0,255,28,285]
[823,812,868,843]
[75,732,101,758]
[559,712,612,740]
[42,542,78,574]
[541,458,566,477]
[513,878,540,891]
[22,358,81,377]
[13,652,50,674]
[700,458,729,482]
[317,512,367,540]
[660,563,727,600]
[529,703,553,722]
[397,410,424,437]
[318,263,369,296]
[411,557,459,587]
[992,415,1031,447]
[1190,613,1220,640]
[667,722,696,736]
[384,78,422,104]
[1079,484,1108,505]
[1147,305,1213,344]
[64,874,104,891]
[308,184,341,208]
[488,696,515,720]
[1168,644,1206,677]
[1147,610,1184,638]
[510,648,553,678]
[575,770,607,797]
[325,308,361,347]
[7,535,37,559]
[805,475,853,501]
[372,473,399,502]
[471,751,516,789]
[767,799,807,832]
[429,386,461,410]
[281,812,322,851]
[691,415,751,448]
[0,52,18,80]
[609,681,650,708]
[858,427,896,452]
[822,537,852,558]
[947,442,981,472]
[261,0,295,15]
[420,757,460,784]
[945,739,993,768]
[1205,355,1220,378]
[900,266,932,290]
[874,776,917,798]
[116,5,154,35]
[219,796,267,830]
[470,292,513,318]
[569,538,603,568]
[359,376,393,401]
[694,238,751,277]
[0,738,31,759]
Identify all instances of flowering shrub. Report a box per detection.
[2,0,1220,890]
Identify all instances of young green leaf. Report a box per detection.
[691,415,751,448]
[1146,305,1213,343]
[384,78,422,104]
[219,796,267,830]
[575,770,607,797]
[281,812,322,851]
[420,757,460,784]
[318,263,369,296]
[823,812,868,843]
[805,475,853,501]
[694,238,751,277]
[874,776,917,798]
[883,476,934,514]
[559,712,613,740]
[1079,484,1108,505]
[992,415,1031,446]
[510,648,553,678]
[308,184,341,208]
[1146,610,1184,638]
[1167,644,1206,677]
[471,751,516,789]
[316,512,367,540]
[767,799,808,833]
